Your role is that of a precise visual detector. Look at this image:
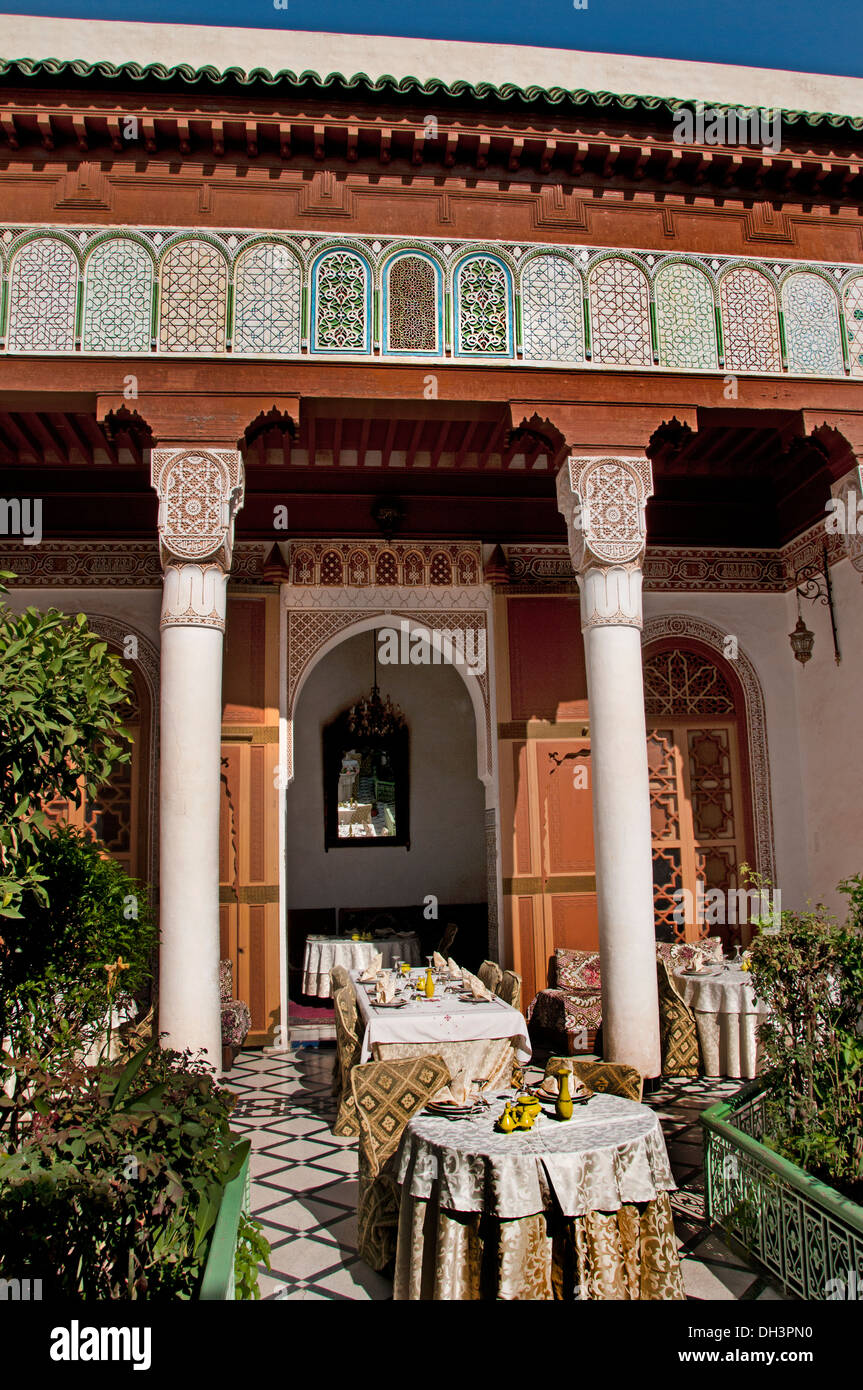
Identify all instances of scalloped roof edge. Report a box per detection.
[0,54,861,131]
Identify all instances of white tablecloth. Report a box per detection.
[397,1092,676,1220]
[301,934,421,998]
[674,964,767,1079]
[351,970,531,1065]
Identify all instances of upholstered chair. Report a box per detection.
[497,969,522,1011]
[329,963,352,995]
[219,958,251,1071]
[478,959,503,994]
[656,955,701,1077]
[526,948,602,1054]
[352,1055,451,1272]
[333,986,362,1136]
[543,1056,643,1103]
[437,922,459,957]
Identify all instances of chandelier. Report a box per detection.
[346,633,405,739]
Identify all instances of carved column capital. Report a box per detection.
[150,446,245,571]
[150,447,246,632]
[556,454,654,630]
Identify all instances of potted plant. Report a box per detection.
[702,871,863,1300]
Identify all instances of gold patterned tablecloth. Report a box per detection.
[394,1093,684,1301]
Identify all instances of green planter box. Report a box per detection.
[702,1081,863,1301]
[199,1150,251,1301]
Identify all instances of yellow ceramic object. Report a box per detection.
[496,1102,516,1134]
[555,1069,573,1122]
[424,968,435,998]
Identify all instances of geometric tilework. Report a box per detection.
[8,237,77,351]
[588,257,652,366]
[314,250,368,352]
[456,255,511,354]
[521,253,583,362]
[158,238,228,354]
[83,238,152,352]
[719,267,782,373]
[223,1048,790,1301]
[233,242,301,355]
[655,261,717,369]
[781,271,843,376]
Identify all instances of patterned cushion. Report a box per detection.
[701,936,724,963]
[656,957,700,1077]
[544,1057,643,1102]
[555,948,602,992]
[221,998,251,1048]
[527,987,602,1035]
[352,1055,450,1272]
[219,958,233,1004]
[670,942,704,973]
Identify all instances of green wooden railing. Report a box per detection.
[702,1081,863,1300]
[199,1150,251,1301]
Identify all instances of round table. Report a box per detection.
[301,933,421,998]
[394,1092,684,1300]
[674,964,767,1078]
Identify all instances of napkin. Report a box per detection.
[447,956,460,975]
[375,974,397,1004]
[358,952,383,982]
[433,950,447,968]
[461,969,493,1001]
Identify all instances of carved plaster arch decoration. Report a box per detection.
[641,613,776,882]
[78,613,161,891]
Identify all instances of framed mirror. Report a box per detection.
[323,683,409,850]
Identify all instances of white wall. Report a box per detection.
[643,590,811,911]
[785,557,863,918]
[286,630,487,912]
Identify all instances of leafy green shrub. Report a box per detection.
[0,1042,268,1299]
[0,825,157,1068]
[0,577,132,920]
[235,1212,271,1300]
[746,874,863,1198]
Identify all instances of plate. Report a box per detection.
[458,993,491,1004]
[372,999,408,1009]
[427,1101,483,1117]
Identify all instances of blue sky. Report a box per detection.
[1,0,861,78]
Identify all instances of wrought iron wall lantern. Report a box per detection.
[788,542,840,667]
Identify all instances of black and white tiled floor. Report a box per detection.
[224,1045,791,1301]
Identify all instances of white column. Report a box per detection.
[150,447,245,1067]
[557,455,661,1078]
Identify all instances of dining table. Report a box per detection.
[674,961,768,1079]
[350,967,531,1101]
[301,932,421,998]
[393,1089,684,1300]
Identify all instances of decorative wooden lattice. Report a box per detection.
[654,261,717,369]
[84,239,152,352]
[387,255,437,352]
[644,648,736,717]
[314,250,367,351]
[8,237,77,351]
[456,256,510,354]
[843,275,863,378]
[588,258,651,366]
[233,242,301,355]
[719,267,782,373]
[159,240,228,354]
[782,272,844,376]
[521,254,583,362]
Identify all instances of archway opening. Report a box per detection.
[285,628,488,1021]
